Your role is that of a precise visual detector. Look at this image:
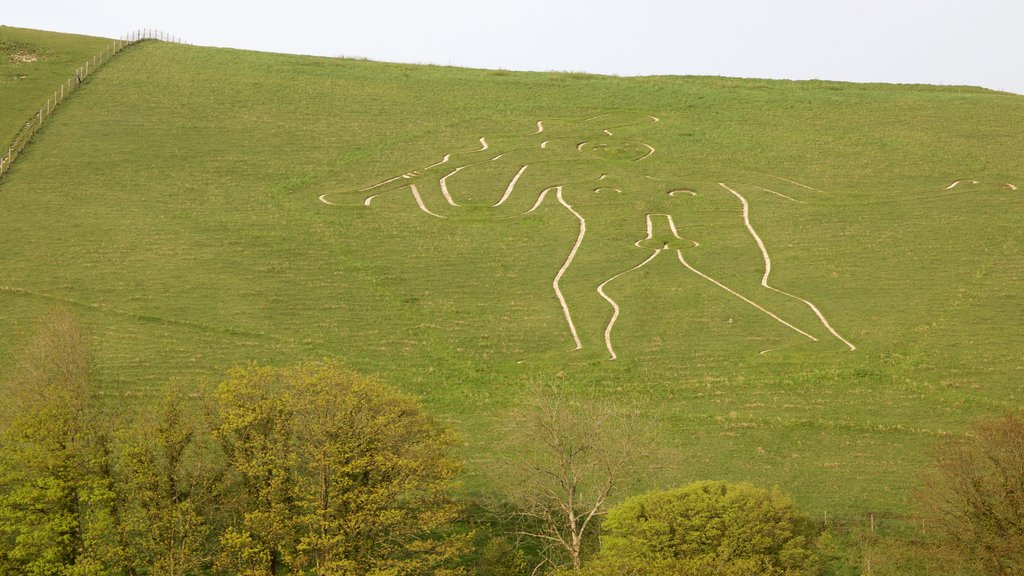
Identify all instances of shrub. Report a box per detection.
[589,481,822,576]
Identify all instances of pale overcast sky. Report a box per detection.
[5,0,1023,94]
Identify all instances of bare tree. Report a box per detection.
[493,384,658,572]
[916,412,1024,576]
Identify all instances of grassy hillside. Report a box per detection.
[0,26,111,145]
[1,36,1022,519]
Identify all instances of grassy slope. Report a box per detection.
[1,38,1022,519]
[0,26,111,146]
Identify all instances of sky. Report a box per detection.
[5,0,1023,95]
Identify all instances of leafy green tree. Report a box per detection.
[0,307,124,575]
[117,382,220,575]
[589,481,822,576]
[474,536,528,576]
[213,360,469,575]
[286,360,468,575]
[213,364,299,576]
[917,412,1024,576]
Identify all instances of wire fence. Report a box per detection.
[0,29,186,180]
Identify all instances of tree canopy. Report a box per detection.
[214,360,469,575]
[0,311,469,576]
[588,481,822,576]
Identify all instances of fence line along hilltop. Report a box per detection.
[0,29,187,180]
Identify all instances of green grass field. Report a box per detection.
[1,29,1022,521]
[0,26,112,146]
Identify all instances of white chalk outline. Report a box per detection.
[439,167,465,207]
[332,112,862,359]
[1008,183,1019,191]
[597,249,663,360]
[945,179,980,190]
[633,213,698,248]
[423,154,452,170]
[523,186,584,350]
[360,152,454,192]
[554,188,586,350]
[758,343,804,355]
[750,171,825,194]
[676,250,817,341]
[553,187,585,350]
[410,184,445,218]
[753,185,804,203]
[494,165,529,207]
[598,212,695,359]
[719,183,855,350]
[359,174,405,193]
[636,142,655,161]
[521,186,555,215]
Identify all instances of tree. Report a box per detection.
[589,481,822,576]
[117,382,220,575]
[474,536,528,576]
[0,307,124,575]
[917,412,1024,576]
[213,364,299,576]
[286,360,467,575]
[213,360,469,575]
[494,384,657,572]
